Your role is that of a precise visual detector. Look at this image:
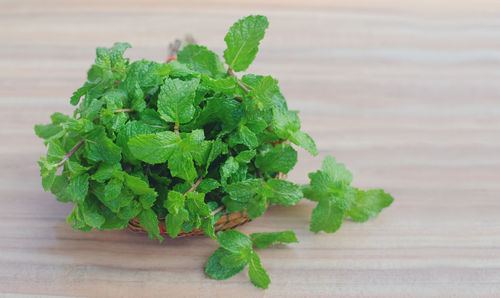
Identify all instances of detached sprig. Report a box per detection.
[35,15,393,290]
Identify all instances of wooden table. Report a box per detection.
[1,0,499,297]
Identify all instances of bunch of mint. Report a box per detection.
[35,15,393,289]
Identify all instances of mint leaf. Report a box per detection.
[85,128,122,164]
[197,178,220,193]
[321,156,353,185]
[248,252,271,289]
[185,192,211,218]
[250,230,298,249]
[168,150,197,183]
[225,178,262,202]
[128,131,180,164]
[157,78,199,124]
[289,130,318,156]
[217,230,252,254]
[34,123,64,140]
[310,197,344,233]
[248,75,278,110]
[261,179,302,206]
[164,190,185,214]
[137,208,163,241]
[205,248,247,280]
[219,251,249,268]
[66,174,89,203]
[224,15,269,72]
[255,143,297,174]
[166,210,188,238]
[235,150,256,163]
[124,174,156,195]
[246,195,267,219]
[178,45,226,78]
[346,189,394,222]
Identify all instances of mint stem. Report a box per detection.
[56,139,85,167]
[227,68,249,94]
[183,176,202,195]
[114,108,133,113]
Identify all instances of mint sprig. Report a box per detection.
[206,230,298,289]
[36,15,394,290]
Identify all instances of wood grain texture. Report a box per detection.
[1,0,500,297]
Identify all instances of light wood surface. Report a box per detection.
[1,0,500,297]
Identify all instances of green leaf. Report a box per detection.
[255,143,297,174]
[221,196,247,214]
[81,198,106,229]
[321,156,353,185]
[248,251,271,289]
[224,15,269,72]
[34,123,64,140]
[39,161,57,191]
[166,210,189,238]
[124,174,156,196]
[205,248,247,280]
[310,197,344,233]
[117,121,164,164]
[104,178,122,201]
[246,195,267,219]
[261,179,302,206]
[157,77,200,124]
[178,45,226,78]
[247,75,278,110]
[197,178,220,193]
[137,208,163,241]
[128,131,180,164]
[196,96,243,132]
[85,128,122,164]
[164,191,185,214]
[235,149,256,163]
[229,125,258,149]
[91,163,122,183]
[250,230,298,249]
[220,156,239,186]
[346,189,394,222]
[219,251,249,268]
[225,179,262,202]
[168,150,197,183]
[66,174,89,203]
[139,193,157,209]
[50,175,71,202]
[217,229,252,254]
[289,131,318,156]
[185,192,211,217]
[201,216,216,240]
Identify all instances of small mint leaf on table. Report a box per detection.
[250,230,298,249]
[205,247,248,280]
[216,230,253,254]
[248,251,271,289]
[346,189,394,222]
[310,198,345,233]
[304,156,393,233]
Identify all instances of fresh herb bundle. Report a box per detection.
[35,15,393,289]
